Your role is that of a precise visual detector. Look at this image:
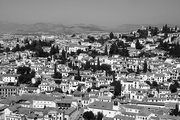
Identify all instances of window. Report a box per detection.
[114,101,118,106]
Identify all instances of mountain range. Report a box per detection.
[0,21,179,35]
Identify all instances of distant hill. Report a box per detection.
[115,24,180,32]
[0,22,106,35]
[0,22,179,35]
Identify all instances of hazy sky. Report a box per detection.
[0,0,180,27]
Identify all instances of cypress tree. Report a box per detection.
[77,67,80,77]
[62,49,66,59]
[136,40,142,49]
[54,63,57,75]
[97,57,100,70]
[174,103,179,116]
[113,71,116,82]
[109,32,114,39]
[136,65,140,74]
[143,60,148,73]
[104,45,108,55]
[93,62,96,72]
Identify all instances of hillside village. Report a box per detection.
[0,25,180,120]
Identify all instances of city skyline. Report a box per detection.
[0,0,180,28]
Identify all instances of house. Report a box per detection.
[86,101,119,118]
[38,80,58,92]
[122,104,144,114]
[154,73,166,83]
[114,114,135,120]
[65,44,89,53]
[158,114,180,120]
[0,86,19,98]
[59,81,69,93]
[81,97,90,107]
[64,107,78,120]
[0,74,20,83]
[145,44,157,50]
[4,105,23,120]
[32,95,56,108]
[136,109,153,120]
[19,87,40,95]
[56,99,78,109]
[73,91,84,102]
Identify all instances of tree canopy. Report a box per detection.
[83,111,95,120]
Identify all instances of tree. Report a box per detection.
[137,29,148,38]
[71,34,76,37]
[77,49,83,55]
[17,66,31,75]
[136,40,142,49]
[88,36,95,43]
[170,103,180,116]
[97,57,100,70]
[66,91,69,94]
[174,103,179,116]
[104,45,108,55]
[136,66,140,74]
[145,81,151,86]
[55,46,59,54]
[100,64,111,72]
[17,67,35,85]
[7,82,15,86]
[109,32,114,39]
[54,63,57,75]
[5,47,10,53]
[119,48,129,57]
[96,112,103,120]
[84,61,91,70]
[53,72,62,79]
[169,84,177,93]
[54,79,62,84]
[110,81,121,96]
[53,63,62,79]
[152,81,158,87]
[77,86,81,91]
[90,50,99,58]
[162,24,170,38]
[92,62,96,72]
[150,27,158,36]
[75,67,81,81]
[117,40,125,48]
[109,43,118,55]
[31,70,36,78]
[61,49,66,60]
[167,78,172,82]
[148,65,151,72]
[83,111,95,120]
[112,71,116,82]
[170,44,180,58]
[148,94,154,97]
[143,60,148,73]
[87,88,91,93]
[34,44,48,57]
[77,67,80,77]
[50,46,56,55]
[54,88,63,93]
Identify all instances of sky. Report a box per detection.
[0,0,180,28]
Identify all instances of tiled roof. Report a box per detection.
[88,101,113,110]
[138,109,151,116]
[123,104,144,110]
[114,115,135,120]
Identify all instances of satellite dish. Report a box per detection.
[31,78,36,84]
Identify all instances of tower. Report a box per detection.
[113,98,120,110]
